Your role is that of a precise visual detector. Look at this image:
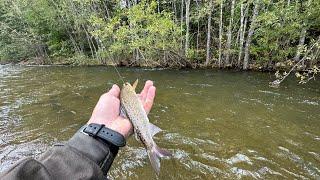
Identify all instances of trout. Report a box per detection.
[120,80,171,175]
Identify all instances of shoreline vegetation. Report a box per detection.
[0,0,319,74]
[0,57,316,73]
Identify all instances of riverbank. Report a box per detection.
[1,57,315,73]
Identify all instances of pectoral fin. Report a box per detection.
[132,79,139,90]
[148,123,162,137]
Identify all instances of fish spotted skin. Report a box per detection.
[120,81,171,175]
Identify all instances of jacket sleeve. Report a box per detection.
[0,130,119,180]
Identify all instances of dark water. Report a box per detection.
[0,65,319,179]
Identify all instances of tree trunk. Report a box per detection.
[157,0,160,13]
[82,24,95,58]
[185,0,191,56]
[294,28,306,62]
[236,26,240,47]
[195,0,200,59]
[225,0,235,66]
[237,3,245,67]
[310,44,320,67]
[180,0,184,53]
[196,22,200,59]
[102,1,110,19]
[243,0,259,70]
[205,0,213,66]
[218,0,223,68]
[173,0,177,22]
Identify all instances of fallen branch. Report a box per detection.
[270,37,320,87]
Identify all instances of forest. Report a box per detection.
[1,1,320,178]
[0,0,319,71]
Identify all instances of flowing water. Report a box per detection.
[0,65,319,179]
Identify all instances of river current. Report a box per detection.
[0,65,319,179]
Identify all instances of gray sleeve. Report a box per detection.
[1,132,119,180]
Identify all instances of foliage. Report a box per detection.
[253,1,301,62]
[91,0,181,65]
[0,0,35,62]
[0,0,319,69]
[270,37,320,87]
[295,66,319,84]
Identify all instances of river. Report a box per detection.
[0,65,319,179]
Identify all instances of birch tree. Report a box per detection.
[237,3,245,67]
[218,0,223,67]
[294,28,306,62]
[225,0,235,66]
[180,0,184,51]
[243,0,259,70]
[184,0,191,57]
[205,0,213,66]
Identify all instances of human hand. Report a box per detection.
[87,80,156,138]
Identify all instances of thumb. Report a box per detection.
[107,84,120,98]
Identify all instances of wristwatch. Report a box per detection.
[81,123,126,147]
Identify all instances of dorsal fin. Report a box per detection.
[132,79,139,90]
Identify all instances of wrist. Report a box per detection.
[82,123,126,147]
[87,117,133,138]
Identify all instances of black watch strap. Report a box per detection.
[82,123,126,147]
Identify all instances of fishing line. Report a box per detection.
[97,39,125,84]
[111,63,125,84]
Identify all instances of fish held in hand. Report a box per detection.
[120,79,171,175]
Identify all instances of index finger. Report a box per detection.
[144,86,156,114]
[139,80,153,101]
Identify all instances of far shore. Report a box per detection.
[0,58,315,73]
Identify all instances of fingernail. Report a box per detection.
[112,84,119,89]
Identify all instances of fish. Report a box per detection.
[120,79,171,175]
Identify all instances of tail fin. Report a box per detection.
[147,144,172,175]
